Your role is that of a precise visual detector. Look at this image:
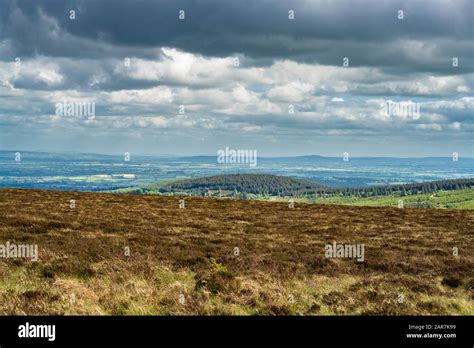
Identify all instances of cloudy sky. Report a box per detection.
[0,0,472,157]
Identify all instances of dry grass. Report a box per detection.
[0,188,473,315]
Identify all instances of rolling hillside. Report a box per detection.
[0,188,473,315]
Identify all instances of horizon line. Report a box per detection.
[0,149,473,160]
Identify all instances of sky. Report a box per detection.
[0,0,472,157]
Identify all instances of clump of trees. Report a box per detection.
[158,174,326,196]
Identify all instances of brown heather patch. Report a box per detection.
[0,188,473,315]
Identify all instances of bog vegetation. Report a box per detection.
[0,188,473,315]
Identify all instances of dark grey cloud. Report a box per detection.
[0,0,472,74]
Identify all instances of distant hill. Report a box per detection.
[159,174,328,196]
[114,173,474,201]
[116,174,328,196]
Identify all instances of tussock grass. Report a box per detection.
[0,188,473,315]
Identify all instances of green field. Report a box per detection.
[114,186,474,210]
[298,188,474,209]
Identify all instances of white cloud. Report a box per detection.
[0,48,472,145]
[107,87,174,105]
[415,123,442,131]
[266,82,314,102]
[449,122,461,130]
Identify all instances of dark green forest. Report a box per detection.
[128,174,474,198]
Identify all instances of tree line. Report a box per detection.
[156,174,474,198]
